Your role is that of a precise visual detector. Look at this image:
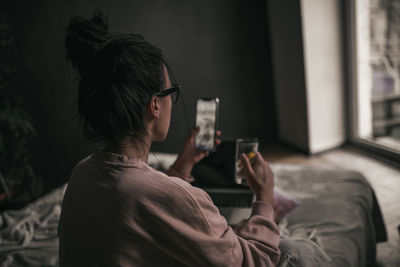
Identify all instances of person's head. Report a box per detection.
[65,11,178,148]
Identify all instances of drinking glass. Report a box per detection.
[234,138,259,184]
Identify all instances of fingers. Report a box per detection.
[240,153,255,178]
[255,152,264,164]
[215,130,222,146]
[187,127,200,145]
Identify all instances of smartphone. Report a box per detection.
[195,98,219,152]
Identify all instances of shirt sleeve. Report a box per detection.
[137,177,280,267]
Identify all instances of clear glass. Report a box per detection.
[234,138,259,184]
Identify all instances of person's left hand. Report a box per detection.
[168,127,221,181]
[181,126,222,165]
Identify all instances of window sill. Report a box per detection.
[348,137,400,170]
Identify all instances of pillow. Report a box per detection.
[273,190,300,224]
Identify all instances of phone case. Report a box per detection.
[194,97,219,152]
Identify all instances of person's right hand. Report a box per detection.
[239,152,275,206]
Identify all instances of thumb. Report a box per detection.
[186,127,200,145]
[190,126,200,138]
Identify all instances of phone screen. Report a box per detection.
[195,98,219,151]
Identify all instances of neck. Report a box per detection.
[103,136,151,163]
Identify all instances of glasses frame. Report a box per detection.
[153,84,181,103]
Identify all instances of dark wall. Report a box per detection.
[6,0,276,189]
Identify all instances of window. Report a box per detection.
[350,0,400,160]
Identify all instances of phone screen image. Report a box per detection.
[195,98,219,151]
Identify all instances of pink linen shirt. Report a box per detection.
[58,150,280,266]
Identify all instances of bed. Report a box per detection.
[271,164,387,266]
[0,153,387,266]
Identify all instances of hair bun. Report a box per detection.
[65,11,110,75]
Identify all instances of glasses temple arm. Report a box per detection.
[179,89,191,133]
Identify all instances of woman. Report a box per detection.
[58,12,280,267]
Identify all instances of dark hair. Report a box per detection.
[65,11,167,143]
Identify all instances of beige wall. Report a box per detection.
[301,0,346,153]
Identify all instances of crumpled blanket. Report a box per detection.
[0,184,67,267]
[272,164,387,267]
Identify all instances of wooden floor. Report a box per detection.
[261,143,400,267]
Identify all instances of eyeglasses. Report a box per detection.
[153,84,181,103]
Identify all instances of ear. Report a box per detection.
[147,96,160,119]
